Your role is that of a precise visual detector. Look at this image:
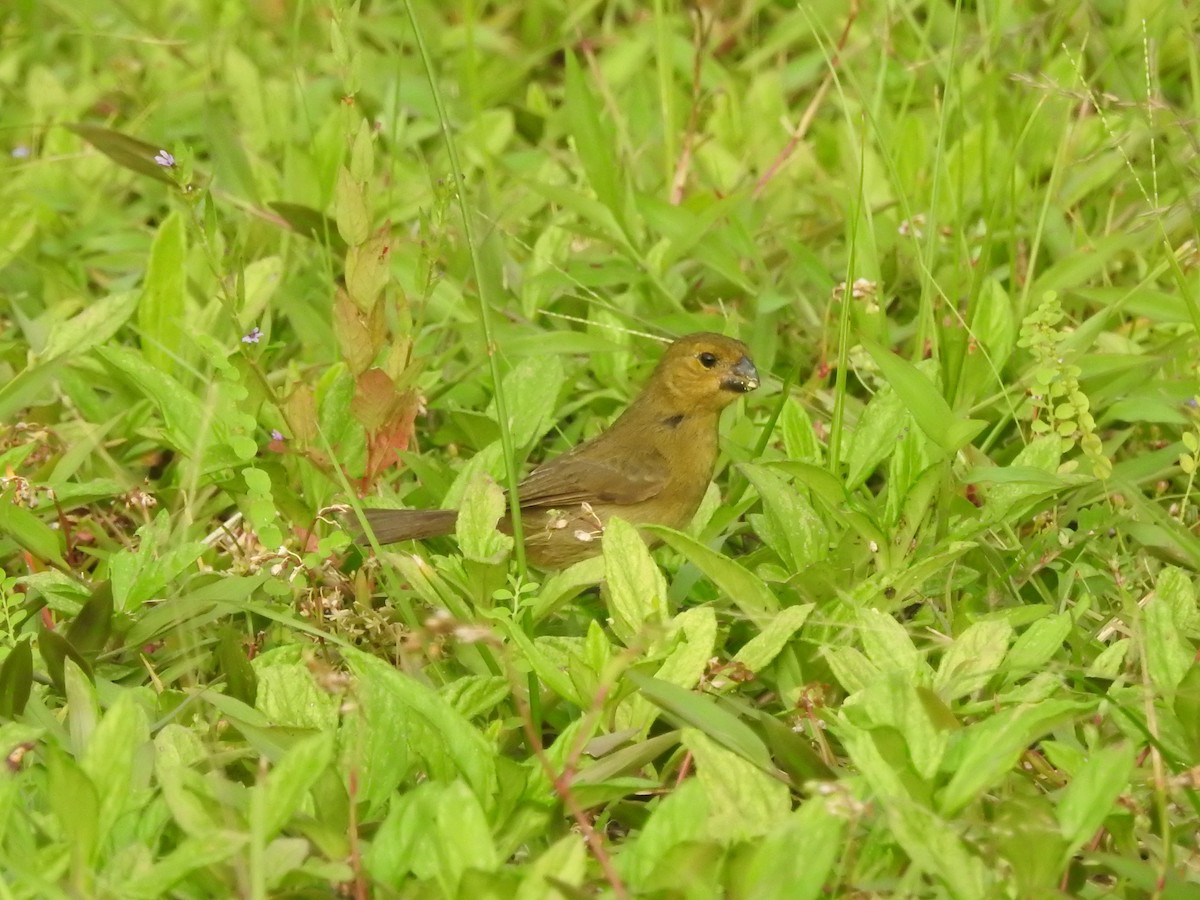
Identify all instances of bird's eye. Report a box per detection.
[698,352,718,368]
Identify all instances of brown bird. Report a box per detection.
[358,332,759,568]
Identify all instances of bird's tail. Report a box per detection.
[356,508,458,545]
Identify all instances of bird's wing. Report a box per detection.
[516,442,669,509]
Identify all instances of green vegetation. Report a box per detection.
[2,1,1199,896]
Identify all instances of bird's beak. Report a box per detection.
[722,356,760,393]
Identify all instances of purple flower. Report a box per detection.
[270,430,284,441]
[154,149,175,168]
[242,327,262,344]
[11,146,31,159]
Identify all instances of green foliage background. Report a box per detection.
[2,0,1200,896]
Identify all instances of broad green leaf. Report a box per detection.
[644,524,778,623]
[857,607,925,679]
[344,648,497,813]
[845,383,908,489]
[139,211,187,374]
[48,748,101,880]
[682,727,791,841]
[860,338,987,453]
[604,516,669,644]
[933,620,1013,701]
[938,700,1086,816]
[490,354,565,448]
[39,290,139,362]
[617,778,708,884]
[563,52,625,226]
[0,640,33,719]
[0,491,67,568]
[734,795,848,900]
[732,604,814,673]
[842,723,989,898]
[1004,613,1072,685]
[1056,743,1137,861]
[455,473,513,565]
[742,464,830,571]
[629,672,776,775]
[263,732,335,837]
[1143,583,1195,694]
[81,691,149,841]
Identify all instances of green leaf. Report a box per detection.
[218,628,259,706]
[455,473,513,565]
[938,700,1086,816]
[0,639,33,719]
[933,620,1013,701]
[1143,580,1195,694]
[1003,613,1072,685]
[139,211,187,374]
[563,52,625,227]
[733,795,848,900]
[683,727,791,840]
[344,648,497,815]
[65,581,114,663]
[48,747,101,881]
[842,723,989,898]
[490,354,565,449]
[0,491,67,568]
[603,516,669,644]
[335,166,370,246]
[857,607,925,678]
[742,464,829,571]
[644,524,778,624]
[860,338,987,453]
[38,626,92,694]
[628,672,777,776]
[67,123,181,187]
[263,732,335,836]
[1056,743,1137,861]
[81,691,149,841]
[39,290,139,362]
[731,604,814,673]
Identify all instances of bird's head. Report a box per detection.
[648,332,760,413]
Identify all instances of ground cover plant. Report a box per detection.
[2,0,1199,896]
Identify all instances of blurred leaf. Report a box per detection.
[344,648,497,816]
[0,491,67,568]
[345,234,392,312]
[217,628,258,706]
[67,123,181,187]
[490,354,565,449]
[938,700,1086,816]
[0,639,33,719]
[1056,743,1137,861]
[39,290,139,362]
[48,747,101,879]
[933,620,1013,701]
[563,52,626,229]
[267,201,347,252]
[139,211,187,374]
[65,581,114,663]
[38,626,92,694]
[81,691,149,842]
[335,167,369,246]
[351,367,400,432]
[263,732,335,837]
